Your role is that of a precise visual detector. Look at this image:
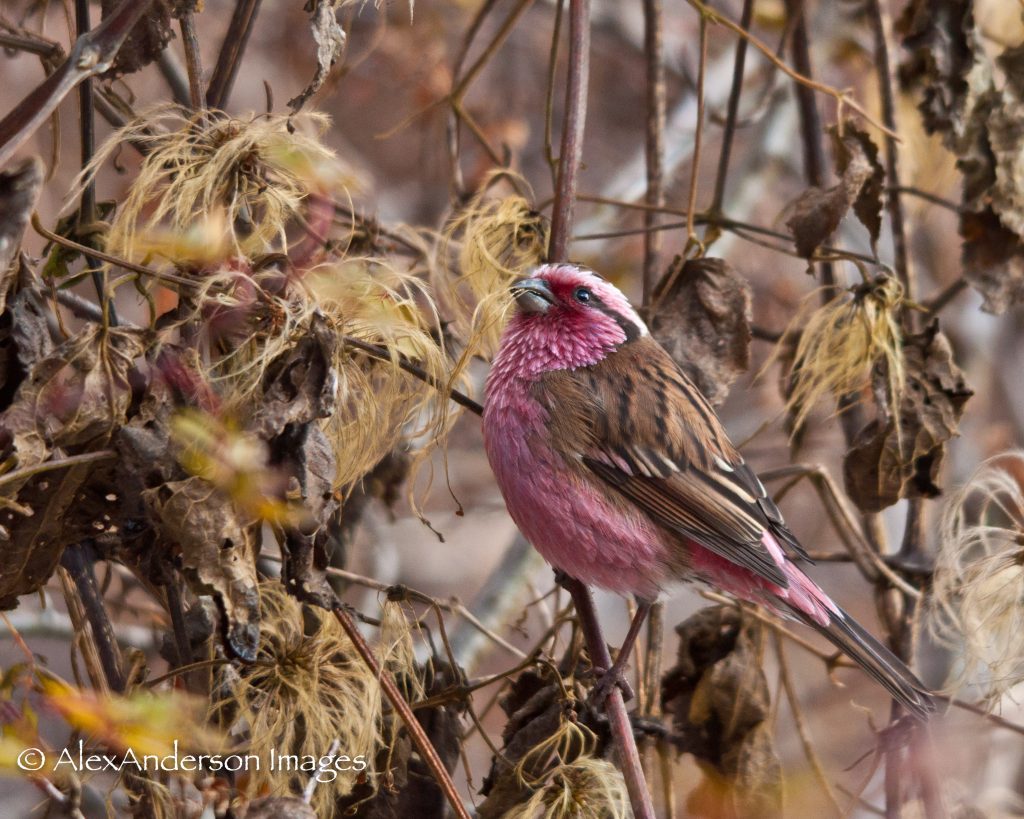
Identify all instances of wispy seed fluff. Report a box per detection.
[929,451,1024,705]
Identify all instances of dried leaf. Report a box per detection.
[650,256,752,407]
[271,422,340,608]
[899,2,1024,312]
[252,313,338,438]
[0,157,43,309]
[662,606,783,819]
[143,476,261,660]
[832,124,885,251]
[288,0,347,115]
[844,322,972,512]
[1,325,146,450]
[786,134,874,259]
[0,456,93,609]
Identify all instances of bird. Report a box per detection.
[481,262,934,719]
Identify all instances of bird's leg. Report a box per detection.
[589,600,653,707]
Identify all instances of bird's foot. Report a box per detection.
[588,665,635,708]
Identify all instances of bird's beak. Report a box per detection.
[511,277,555,314]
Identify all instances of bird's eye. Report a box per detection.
[574,287,592,303]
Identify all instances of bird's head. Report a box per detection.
[503,264,648,372]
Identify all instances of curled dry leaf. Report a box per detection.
[288,0,347,115]
[0,456,93,609]
[143,476,261,660]
[0,325,146,606]
[899,1,1024,312]
[649,256,752,407]
[785,125,880,260]
[843,322,972,512]
[831,124,885,252]
[21,326,146,448]
[255,313,341,607]
[662,605,783,819]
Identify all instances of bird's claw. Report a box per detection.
[588,666,635,708]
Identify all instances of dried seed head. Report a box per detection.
[773,276,905,435]
[505,757,630,819]
[214,583,382,815]
[929,451,1024,706]
[437,171,548,360]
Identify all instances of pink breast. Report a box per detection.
[482,387,669,600]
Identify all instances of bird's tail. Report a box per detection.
[798,606,935,721]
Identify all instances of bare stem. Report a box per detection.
[641,0,666,300]
[560,576,656,819]
[547,0,591,261]
[179,13,205,110]
[709,0,754,216]
[206,0,262,109]
[685,13,708,251]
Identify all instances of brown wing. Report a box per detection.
[534,336,808,590]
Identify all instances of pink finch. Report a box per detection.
[482,262,933,718]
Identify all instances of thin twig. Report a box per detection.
[74,0,116,327]
[59,542,126,693]
[332,606,470,819]
[709,0,754,216]
[0,450,115,489]
[32,213,198,288]
[0,0,155,167]
[866,0,911,300]
[774,632,844,817]
[685,13,708,252]
[785,0,836,293]
[547,0,591,261]
[684,0,898,139]
[641,0,666,300]
[179,13,205,110]
[342,335,483,415]
[205,0,262,109]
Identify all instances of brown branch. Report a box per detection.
[332,605,470,819]
[0,0,155,168]
[560,576,656,819]
[205,0,262,109]
[547,0,591,261]
[709,0,754,216]
[179,13,205,110]
[866,0,911,300]
[684,0,897,138]
[341,335,483,416]
[641,0,666,300]
[685,13,708,251]
[59,542,125,693]
[74,0,116,326]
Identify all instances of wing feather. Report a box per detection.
[536,337,808,588]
